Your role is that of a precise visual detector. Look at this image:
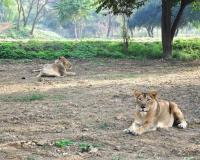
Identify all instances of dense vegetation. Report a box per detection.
[0,39,199,61]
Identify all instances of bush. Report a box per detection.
[0,39,199,60]
[173,39,200,61]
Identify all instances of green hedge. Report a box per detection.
[0,39,199,60]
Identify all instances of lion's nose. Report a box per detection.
[141,104,145,108]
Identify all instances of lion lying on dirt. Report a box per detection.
[124,90,187,135]
[34,56,76,78]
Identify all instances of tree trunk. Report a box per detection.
[146,26,153,37]
[175,29,179,37]
[74,21,78,39]
[161,0,193,59]
[130,29,133,38]
[30,16,37,35]
[17,11,21,30]
[30,0,48,35]
[23,0,35,27]
[171,4,186,39]
[122,15,129,53]
[161,0,172,59]
[150,26,154,37]
[16,0,22,30]
[106,14,112,38]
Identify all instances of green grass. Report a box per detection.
[0,92,45,102]
[54,139,101,152]
[99,122,110,130]
[54,139,75,148]
[79,142,92,152]
[0,39,199,60]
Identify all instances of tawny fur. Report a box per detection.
[124,90,187,135]
[35,56,76,78]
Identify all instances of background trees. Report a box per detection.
[54,0,93,39]
[128,0,161,37]
[0,0,199,56]
[128,0,199,38]
[96,0,200,58]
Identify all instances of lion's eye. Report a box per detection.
[138,98,142,101]
[147,98,151,101]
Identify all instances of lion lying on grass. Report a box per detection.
[33,56,76,78]
[124,90,187,135]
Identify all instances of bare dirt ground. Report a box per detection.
[0,58,200,160]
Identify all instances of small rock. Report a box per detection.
[115,114,126,120]
[34,140,46,146]
[56,149,62,153]
[21,141,36,149]
[21,77,26,79]
[62,152,68,156]
[114,145,121,151]
[82,128,89,132]
[89,147,98,153]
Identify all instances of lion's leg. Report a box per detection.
[123,122,139,134]
[32,69,41,72]
[37,72,43,78]
[133,121,155,135]
[170,102,187,129]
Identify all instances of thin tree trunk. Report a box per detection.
[150,26,154,37]
[146,26,153,37]
[23,0,35,27]
[30,0,48,35]
[175,29,179,37]
[161,0,172,59]
[16,0,22,30]
[106,14,112,38]
[171,4,186,39]
[122,15,128,53]
[30,14,38,35]
[74,21,78,39]
[130,29,133,38]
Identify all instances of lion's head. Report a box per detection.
[133,90,157,112]
[55,56,72,70]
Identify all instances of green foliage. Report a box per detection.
[0,92,45,102]
[54,139,101,153]
[0,39,199,60]
[173,39,200,61]
[96,0,148,16]
[54,0,93,21]
[0,0,16,21]
[55,139,74,148]
[79,143,92,152]
[128,42,162,59]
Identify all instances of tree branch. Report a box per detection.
[170,0,195,39]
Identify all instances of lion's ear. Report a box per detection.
[149,91,157,98]
[133,90,142,97]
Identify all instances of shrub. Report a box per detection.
[0,39,199,60]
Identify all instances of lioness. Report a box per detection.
[35,56,76,78]
[124,90,187,135]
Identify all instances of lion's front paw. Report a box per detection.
[123,129,140,136]
[177,121,187,129]
[123,128,131,134]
